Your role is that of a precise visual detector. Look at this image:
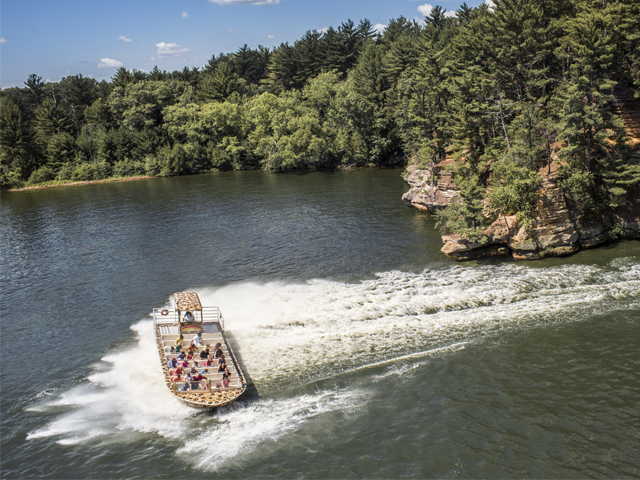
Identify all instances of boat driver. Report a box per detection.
[183,311,195,322]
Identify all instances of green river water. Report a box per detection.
[1,168,639,478]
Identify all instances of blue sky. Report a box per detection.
[0,0,487,89]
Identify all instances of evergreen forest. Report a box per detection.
[2,0,639,239]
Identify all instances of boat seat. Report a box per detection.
[173,381,242,391]
[162,333,222,340]
[170,367,234,374]
[202,373,240,380]
[165,350,229,362]
[164,350,229,358]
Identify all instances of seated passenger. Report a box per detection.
[171,374,181,382]
[186,352,194,360]
[190,367,197,376]
[183,311,195,323]
[177,351,186,361]
[201,368,209,375]
[181,360,190,369]
[215,382,222,389]
[169,346,175,354]
[180,383,190,391]
[193,360,199,368]
[192,332,204,348]
[199,348,210,359]
[175,334,184,346]
[213,343,223,358]
[168,357,178,369]
[222,378,230,388]
[175,344,182,353]
[217,362,226,373]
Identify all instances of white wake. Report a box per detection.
[27,257,640,469]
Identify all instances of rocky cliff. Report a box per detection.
[401,158,459,213]
[403,93,640,261]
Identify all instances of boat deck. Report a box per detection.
[155,321,246,408]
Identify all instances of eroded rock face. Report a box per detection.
[508,174,581,260]
[402,161,458,212]
[403,157,640,262]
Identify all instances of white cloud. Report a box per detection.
[485,0,495,8]
[318,27,328,34]
[418,4,456,18]
[373,23,387,34]
[417,3,433,16]
[182,11,189,18]
[156,42,192,58]
[118,35,133,43]
[208,0,279,4]
[97,57,124,68]
[267,34,275,39]
[149,56,156,61]
[0,37,7,44]
[228,28,239,33]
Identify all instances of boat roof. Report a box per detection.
[173,291,203,311]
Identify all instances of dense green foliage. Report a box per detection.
[2,0,639,238]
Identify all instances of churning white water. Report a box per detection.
[27,259,640,469]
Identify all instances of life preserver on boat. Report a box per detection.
[161,309,169,316]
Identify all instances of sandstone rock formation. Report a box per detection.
[401,159,458,212]
[403,91,640,261]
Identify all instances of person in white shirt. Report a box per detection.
[192,332,204,348]
[183,311,195,322]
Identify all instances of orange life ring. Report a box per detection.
[161,309,169,316]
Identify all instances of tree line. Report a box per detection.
[1,0,639,238]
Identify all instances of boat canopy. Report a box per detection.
[173,291,203,312]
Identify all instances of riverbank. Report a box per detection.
[2,175,160,193]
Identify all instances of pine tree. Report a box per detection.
[263,43,300,93]
[0,98,38,181]
[33,97,72,147]
[555,7,633,212]
[351,43,389,104]
[198,63,246,102]
[294,30,323,85]
[436,168,489,242]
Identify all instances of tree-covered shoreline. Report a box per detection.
[2,0,639,238]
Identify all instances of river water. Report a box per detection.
[1,169,639,478]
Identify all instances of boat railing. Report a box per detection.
[153,306,224,331]
[202,307,224,331]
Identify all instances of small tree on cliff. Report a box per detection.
[435,165,488,242]
[487,162,543,230]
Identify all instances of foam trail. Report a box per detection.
[198,258,639,393]
[27,257,639,469]
[302,341,469,387]
[28,320,194,444]
[180,389,366,471]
